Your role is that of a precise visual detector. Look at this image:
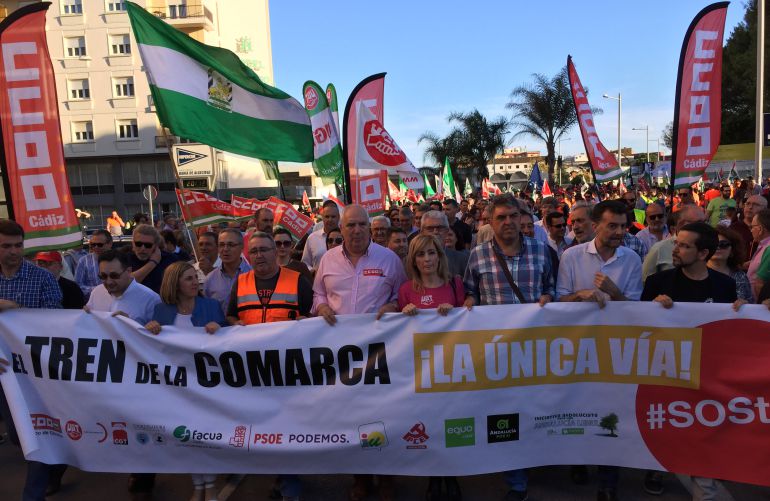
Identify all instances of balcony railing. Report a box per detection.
[148,3,212,22]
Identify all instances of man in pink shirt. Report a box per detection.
[313,205,407,324]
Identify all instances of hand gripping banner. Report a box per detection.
[0,3,81,251]
[1,303,770,487]
[567,56,624,184]
[670,2,729,189]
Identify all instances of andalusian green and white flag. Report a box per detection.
[261,160,281,181]
[442,158,458,200]
[326,83,340,138]
[303,81,344,184]
[463,178,472,197]
[126,2,312,162]
[423,170,436,198]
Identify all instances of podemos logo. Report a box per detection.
[444,418,475,448]
[173,425,223,443]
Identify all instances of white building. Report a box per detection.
[3,0,324,226]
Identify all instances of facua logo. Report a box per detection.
[112,422,128,445]
[65,420,82,441]
[445,418,475,448]
[173,425,223,443]
[402,422,429,450]
[359,421,388,450]
[487,414,519,444]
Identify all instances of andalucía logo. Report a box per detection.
[359,422,388,450]
[487,414,519,444]
[402,422,429,449]
[173,425,223,443]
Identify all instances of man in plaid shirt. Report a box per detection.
[463,195,555,308]
[0,219,63,501]
[462,195,553,501]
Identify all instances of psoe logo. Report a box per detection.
[487,413,519,444]
[402,422,429,450]
[445,418,475,448]
[229,425,247,448]
[359,422,388,450]
[173,425,223,444]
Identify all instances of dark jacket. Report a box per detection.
[152,296,226,327]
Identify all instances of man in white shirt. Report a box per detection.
[301,200,340,271]
[85,249,160,325]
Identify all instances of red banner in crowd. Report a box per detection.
[567,55,623,184]
[175,189,234,227]
[0,4,81,251]
[358,171,387,217]
[230,194,313,240]
[342,73,385,204]
[671,2,728,189]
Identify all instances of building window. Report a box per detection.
[107,1,127,11]
[117,119,138,140]
[113,77,134,97]
[72,121,94,142]
[68,79,90,100]
[62,0,82,15]
[65,36,86,58]
[110,34,131,55]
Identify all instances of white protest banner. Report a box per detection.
[1,303,769,487]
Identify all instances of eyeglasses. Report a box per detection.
[716,241,733,249]
[133,241,154,249]
[326,237,343,245]
[550,223,566,229]
[647,214,665,221]
[98,270,126,280]
[218,242,241,249]
[89,242,106,248]
[274,240,293,248]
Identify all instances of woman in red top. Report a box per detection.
[397,234,464,501]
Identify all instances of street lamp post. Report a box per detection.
[558,137,571,185]
[603,93,622,169]
[632,125,650,163]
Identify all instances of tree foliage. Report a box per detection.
[721,0,770,144]
[662,121,673,150]
[600,413,619,437]
[506,66,600,184]
[419,110,510,187]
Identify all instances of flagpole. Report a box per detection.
[161,128,201,263]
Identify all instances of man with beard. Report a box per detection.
[635,202,669,252]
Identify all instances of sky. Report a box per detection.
[269,0,746,168]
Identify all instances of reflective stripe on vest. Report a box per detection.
[236,267,301,324]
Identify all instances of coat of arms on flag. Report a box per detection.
[207,69,232,112]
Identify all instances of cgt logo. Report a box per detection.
[173,425,223,443]
[445,418,475,448]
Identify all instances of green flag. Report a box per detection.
[633,209,646,226]
[261,160,281,181]
[126,2,312,162]
[463,178,472,197]
[442,158,457,198]
[303,81,343,184]
[326,83,340,138]
[423,170,436,198]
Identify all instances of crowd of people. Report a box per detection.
[0,174,770,501]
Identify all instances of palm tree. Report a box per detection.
[507,66,600,184]
[419,110,510,189]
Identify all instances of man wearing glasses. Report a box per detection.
[85,249,160,326]
[730,195,768,261]
[126,224,178,294]
[545,211,571,258]
[635,202,669,252]
[203,228,251,314]
[75,229,113,298]
[420,210,468,277]
[673,187,696,212]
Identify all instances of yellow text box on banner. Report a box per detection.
[413,325,701,393]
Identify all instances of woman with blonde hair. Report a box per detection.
[398,235,465,499]
[145,261,226,501]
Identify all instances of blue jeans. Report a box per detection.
[503,469,527,492]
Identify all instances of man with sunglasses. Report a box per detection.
[706,184,736,227]
[75,229,113,298]
[545,211,571,258]
[0,219,63,501]
[673,187,696,212]
[635,202,669,252]
[127,224,178,294]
